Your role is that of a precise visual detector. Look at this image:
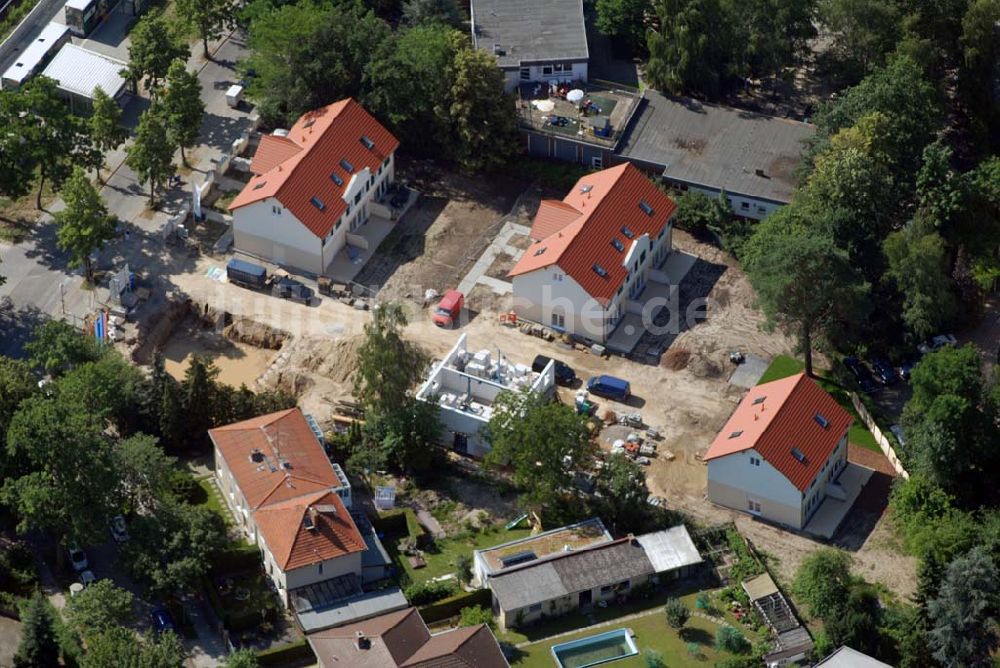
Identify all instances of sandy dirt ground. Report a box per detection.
[160,315,278,387]
[162,167,916,598]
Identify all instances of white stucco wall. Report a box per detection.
[707,448,804,528]
[512,268,615,342]
[503,61,589,92]
[233,197,324,273]
[670,181,783,221]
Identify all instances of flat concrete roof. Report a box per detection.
[470,0,588,69]
[618,91,815,204]
[476,517,611,575]
[635,526,703,573]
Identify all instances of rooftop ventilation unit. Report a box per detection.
[249,449,264,463]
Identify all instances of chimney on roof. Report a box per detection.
[354,630,370,650]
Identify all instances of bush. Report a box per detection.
[418,588,492,624]
[404,579,456,606]
[170,470,202,504]
[664,597,689,629]
[453,554,473,585]
[643,648,666,668]
[458,605,495,630]
[715,626,750,654]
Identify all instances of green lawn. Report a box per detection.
[508,591,758,667]
[390,526,534,585]
[758,355,881,453]
[193,476,232,524]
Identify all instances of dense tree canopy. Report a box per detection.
[53,167,118,284]
[928,547,999,666]
[124,10,190,91]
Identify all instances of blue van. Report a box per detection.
[586,375,631,401]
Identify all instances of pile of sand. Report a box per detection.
[687,353,723,379]
[662,348,691,371]
[293,335,366,384]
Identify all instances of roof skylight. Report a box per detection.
[639,200,654,216]
[592,264,608,278]
[791,447,807,463]
[611,238,624,252]
[360,135,374,150]
[310,196,326,211]
[620,225,634,239]
[339,158,354,173]
[330,172,343,186]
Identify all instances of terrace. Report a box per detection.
[474,518,611,585]
[516,81,642,149]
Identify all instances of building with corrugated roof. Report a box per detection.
[229,98,399,275]
[507,163,677,347]
[704,373,853,530]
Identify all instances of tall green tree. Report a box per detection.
[182,355,220,448]
[244,1,390,123]
[14,593,60,668]
[127,106,175,205]
[24,319,104,376]
[793,548,854,619]
[884,223,956,340]
[401,0,461,26]
[81,627,185,668]
[162,61,205,167]
[124,10,190,91]
[484,390,594,516]
[595,0,650,53]
[53,167,118,284]
[817,0,901,82]
[928,547,999,667]
[354,302,427,418]
[646,0,734,97]
[446,37,519,172]
[0,88,37,203]
[222,648,261,668]
[725,0,817,79]
[742,220,868,376]
[0,357,37,449]
[596,453,650,534]
[115,433,177,512]
[64,580,135,641]
[89,86,127,184]
[176,0,230,58]
[21,76,99,209]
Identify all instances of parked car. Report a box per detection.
[226,258,268,289]
[432,290,464,328]
[109,515,129,543]
[532,355,576,386]
[917,334,957,355]
[587,375,631,402]
[66,543,88,572]
[869,357,896,385]
[80,570,96,587]
[843,357,879,394]
[150,607,176,634]
[272,276,314,304]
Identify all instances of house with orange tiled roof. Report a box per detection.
[508,163,677,347]
[229,98,399,275]
[704,374,854,531]
[210,408,393,608]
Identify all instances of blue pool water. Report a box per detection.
[551,628,638,668]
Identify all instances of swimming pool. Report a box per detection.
[550,628,638,668]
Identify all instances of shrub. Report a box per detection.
[404,579,456,606]
[643,648,666,668]
[458,605,495,630]
[715,626,750,654]
[664,597,689,629]
[453,554,473,585]
[169,470,201,504]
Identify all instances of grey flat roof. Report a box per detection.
[476,517,611,576]
[617,91,815,204]
[292,577,409,634]
[635,526,703,573]
[470,0,588,69]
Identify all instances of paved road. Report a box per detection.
[0,30,254,359]
[0,0,67,76]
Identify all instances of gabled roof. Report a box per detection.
[230,99,399,239]
[530,200,583,240]
[308,607,509,668]
[509,163,677,305]
[208,408,340,510]
[253,490,366,570]
[250,134,302,175]
[704,373,853,491]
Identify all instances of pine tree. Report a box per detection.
[182,355,219,449]
[159,377,183,452]
[14,593,60,668]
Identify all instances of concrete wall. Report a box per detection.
[707,448,804,528]
[502,61,588,92]
[496,573,650,631]
[233,198,324,274]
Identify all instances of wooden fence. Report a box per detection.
[849,392,909,479]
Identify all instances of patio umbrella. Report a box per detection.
[532,99,555,112]
[566,89,585,103]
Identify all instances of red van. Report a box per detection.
[433,290,464,328]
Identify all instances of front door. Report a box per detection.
[579,590,593,607]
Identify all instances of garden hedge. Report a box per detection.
[418,588,492,624]
[374,507,423,539]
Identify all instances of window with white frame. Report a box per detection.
[551,313,565,328]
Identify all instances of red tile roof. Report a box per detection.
[250,134,302,175]
[230,98,399,239]
[253,490,366,570]
[308,607,509,668]
[704,373,853,491]
[209,408,340,510]
[530,200,583,240]
[509,163,677,305]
